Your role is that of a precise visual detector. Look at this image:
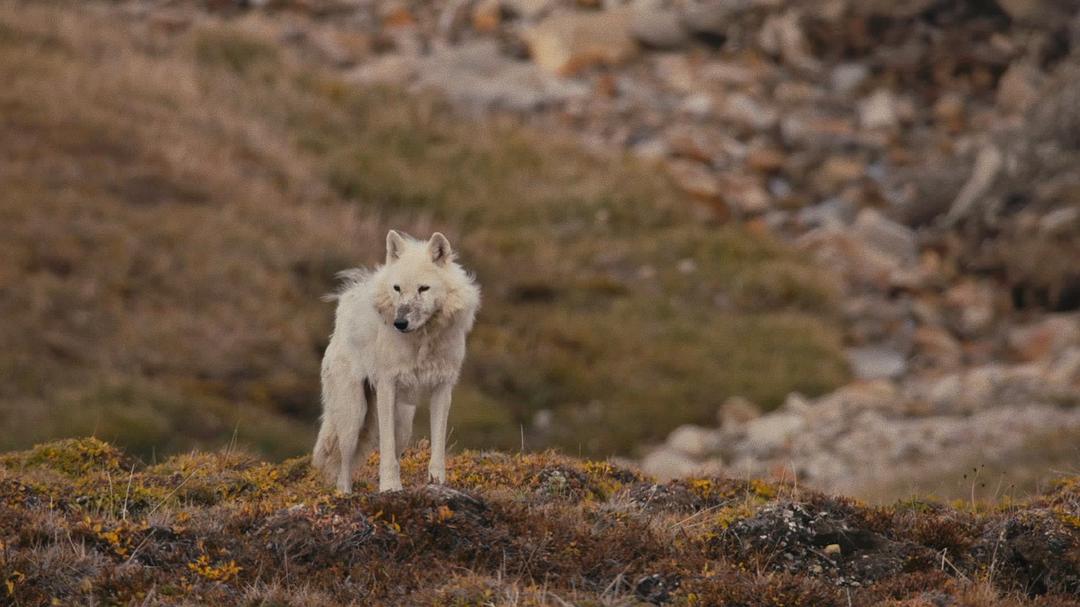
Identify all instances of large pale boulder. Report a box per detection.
[523,8,637,75]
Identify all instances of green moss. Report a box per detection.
[2,437,129,477]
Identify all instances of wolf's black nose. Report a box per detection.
[394,319,409,331]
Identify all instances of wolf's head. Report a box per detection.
[375,230,460,333]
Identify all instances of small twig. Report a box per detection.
[939,549,969,582]
[105,468,114,519]
[987,526,1006,584]
[145,467,200,519]
[125,527,157,565]
[667,502,726,532]
[121,463,136,521]
[225,419,241,459]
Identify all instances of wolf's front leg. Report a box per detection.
[376,379,402,492]
[428,382,453,484]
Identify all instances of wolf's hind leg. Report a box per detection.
[323,365,367,493]
[351,388,378,472]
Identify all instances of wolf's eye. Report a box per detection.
[418,285,430,293]
[393,285,401,292]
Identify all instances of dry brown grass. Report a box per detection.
[0,438,1077,606]
[0,0,847,460]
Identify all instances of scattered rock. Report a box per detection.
[411,41,589,110]
[997,62,1044,114]
[744,412,804,456]
[853,0,939,18]
[718,396,761,428]
[852,209,917,266]
[718,173,771,215]
[523,8,637,75]
[1037,205,1079,236]
[631,8,689,49]
[502,0,556,21]
[666,424,722,458]
[912,325,964,371]
[858,89,900,130]
[667,160,729,218]
[845,345,908,380]
[830,63,869,94]
[995,0,1075,26]
[723,501,932,586]
[780,111,857,149]
[943,280,997,337]
[681,0,755,42]
[721,92,779,132]
[471,0,503,32]
[758,10,820,72]
[1006,315,1080,362]
[347,53,418,87]
[640,447,721,481]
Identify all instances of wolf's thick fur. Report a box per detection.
[313,231,480,492]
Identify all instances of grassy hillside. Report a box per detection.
[0,0,846,460]
[1,438,1078,605]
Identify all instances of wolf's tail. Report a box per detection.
[311,417,336,473]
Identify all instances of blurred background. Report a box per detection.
[1,0,1077,502]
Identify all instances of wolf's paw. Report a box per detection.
[379,479,403,492]
[428,468,446,484]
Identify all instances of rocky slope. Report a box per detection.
[1,438,1078,605]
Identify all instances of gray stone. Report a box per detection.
[679,92,714,119]
[853,0,938,18]
[796,197,856,228]
[852,208,917,265]
[758,10,820,72]
[502,0,556,21]
[718,396,761,428]
[641,448,719,481]
[347,54,419,88]
[744,412,805,456]
[995,0,1075,26]
[1038,206,1079,235]
[523,8,637,75]
[721,92,779,131]
[997,62,1044,114]
[859,88,900,130]
[666,424,722,458]
[631,8,689,49]
[830,63,869,94]
[681,0,756,39]
[410,42,588,111]
[845,346,908,380]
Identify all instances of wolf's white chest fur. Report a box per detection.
[375,325,464,390]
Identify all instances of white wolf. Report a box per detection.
[312,231,480,493]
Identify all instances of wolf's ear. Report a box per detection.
[428,232,452,266]
[386,230,406,263]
